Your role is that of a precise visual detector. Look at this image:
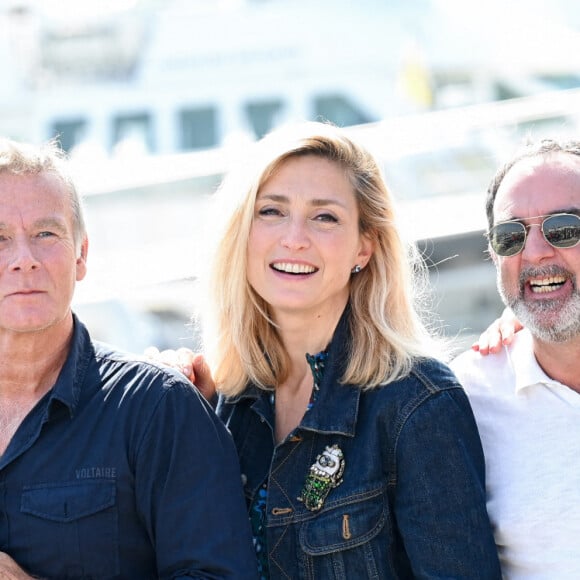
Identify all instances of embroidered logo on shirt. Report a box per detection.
[75,467,117,479]
[298,444,345,512]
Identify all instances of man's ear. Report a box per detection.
[76,237,89,281]
[488,243,498,266]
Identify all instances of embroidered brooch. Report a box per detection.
[298,444,345,512]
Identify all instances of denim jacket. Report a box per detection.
[218,311,501,579]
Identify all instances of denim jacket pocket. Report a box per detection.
[21,480,119,578]
[298,490,389,579]
[299,489,387,555]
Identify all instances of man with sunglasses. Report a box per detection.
[451,139,580,579]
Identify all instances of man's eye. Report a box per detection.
[37,231,57,238]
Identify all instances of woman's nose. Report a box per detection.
[280,219,310,250]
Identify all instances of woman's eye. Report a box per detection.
[258,207,283,217]
[314,213,338,223]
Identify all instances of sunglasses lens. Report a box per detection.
[489,222,526,256]
[543,214,580,248]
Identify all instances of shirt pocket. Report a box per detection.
[21,480,119,578]
[299,489,389,579]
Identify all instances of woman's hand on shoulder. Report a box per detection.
[144,347,216,401]
[471,307,523,356]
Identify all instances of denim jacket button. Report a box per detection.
[271,507,293,516]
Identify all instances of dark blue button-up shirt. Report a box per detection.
[0,315,257,579]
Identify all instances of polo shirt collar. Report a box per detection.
[509,328,565,393]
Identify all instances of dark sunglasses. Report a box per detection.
[488,212,580,257]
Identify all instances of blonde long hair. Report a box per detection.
[203,122,441,396]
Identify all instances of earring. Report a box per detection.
[351,265,362,274]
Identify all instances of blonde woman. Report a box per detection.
[156,122,500,579]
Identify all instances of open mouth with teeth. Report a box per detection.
[529,276,567,294]
[271,262,318,275]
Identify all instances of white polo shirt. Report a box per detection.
[452,329,580,579]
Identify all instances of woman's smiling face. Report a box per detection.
[247,155,373,321]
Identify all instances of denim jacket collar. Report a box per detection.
[232,305,361,437]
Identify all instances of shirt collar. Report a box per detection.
[48,313,93,417]
[509,328,564,393]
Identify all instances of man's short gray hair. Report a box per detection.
[0,138,86,249]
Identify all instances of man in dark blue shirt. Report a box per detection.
[0,138,257,579]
